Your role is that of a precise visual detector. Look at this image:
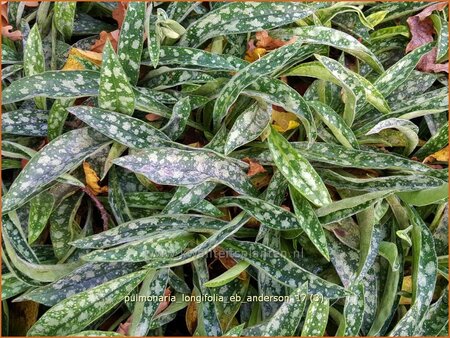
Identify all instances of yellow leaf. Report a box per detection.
[271,109,300,132]
[83,161,108,195]
[424,145,449,163]
[62,48,102,71]
[244,47,267,62]
[399,275,412,305]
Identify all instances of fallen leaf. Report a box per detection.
[145,113,163,122]
[423,145,449,163]
[112,2,127,28]
[1,2,22,41]
[255,30,297,50]
[62,48,102,70]
[82,161,108,195]
[185,291,198,335]
[91,30,120,53]
[271,109,300,132]
[245,47,267,62]
[242,157,266,177]
[213,247,248,280]
[406,3,448,73]
[399,275,412,305]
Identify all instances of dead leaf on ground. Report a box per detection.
[82,161,108,195]
[91,30,120,53]
[62,48,102,70]
[406,3,448,73]
[243,157,266,177]
[423,145,449,163]
[271,109,300,132]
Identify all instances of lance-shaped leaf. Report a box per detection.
[144,213,250,269]
[414,121,448,160]
[163,182,216,214]
[109,166,132,225]
[68,106,171,149]
[319,169,445,192]
[114,147,257,196]
[373,43,433,98]
[204,260,250,288]
[53,2,76,40]
[50,192,83,260]
[2,128,110,214]
[71,214,227,249]
[214,195,302,231]
[224,100,271,155]
[245,283,308,336]
[161,96,191,140]
[28,191,55,244]
[117,2,145,84]
[24,24,46,109]
[213,40,302,128]
[82,232,194,262]
[180,2,318,47]
[144,67,214,90]
[2,109,48,137]
[27,270,147,336]
[416,287,448,336]
[431,13,449,62]
[301,296,329,336]
[308,100,359,149]
[193,258,223,336]
[142,46,247,71]
[47,98,74,140]
[316,190,393,224]
[3,233,80,283]
[99,41,135,114]
[289,186,329,260]
[388,206,437,336]
[145,4,161,68]
[1,273,31,300]
[365,118,419,155]
[221,240,349,299]
[18,262,143,306]
[267,126,331,207]
[341,282,365,336]
[2,215,40,263]
[244,76,317,143]
[280,26,383,72]
[2,70,100,104]
[129,269,170,336]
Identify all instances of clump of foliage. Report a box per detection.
[1,1,448,337]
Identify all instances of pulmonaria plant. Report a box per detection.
[1,1,449,337]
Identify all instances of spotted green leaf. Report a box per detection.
[68,106,171,150]
[47,99,74,140]
[71,214,227,249]
[180,2,318,47]
[144,67,215,90]
[28,191,55,244]
[161,96,191,140]
[244,76,317,143]
[214,195,302,231]
[27,270,147,336]
[82,231,194,262]
[342,283,365,336]
[301,296,329,336]
[221,240,349,299]
[129,268,169,336]
[224,100,271,155]
[1,273,31,300]
[267,126,331,207]
[213,39,302,128]
[18,262,143,306]
[114,147,257,196]
[117,2,145,85]
[416,287,448,336]
[2,70,100,104]
[289,186,329,260]
[280,26,384,72]
[23,24,46,109]
[319,169,445,192]
[53,2,76,40]
[145,4,161,68]
[99,41,135,114]
[2,109,48,137]
[388,206,438,336]
[414,121,448,160]
[308,100,359,149]
[431,13,449,62]
[2,128,110,214]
